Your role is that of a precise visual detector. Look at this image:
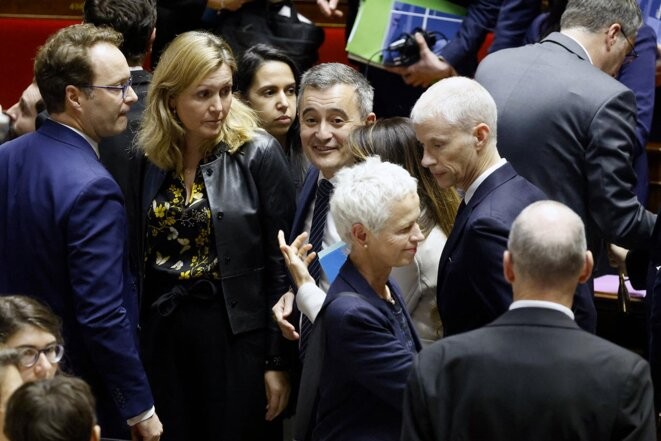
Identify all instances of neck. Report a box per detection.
[274,133,288,152]
[561,29,600,65]
[182,143,205,171]
[460,147,501,192]
[50,112,98,142]
[512,280,575,310]
[349,253,391,301]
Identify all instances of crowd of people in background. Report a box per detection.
[0,0,660,440]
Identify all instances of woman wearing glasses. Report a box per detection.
[0,295,64,382]
[136,31,295,441]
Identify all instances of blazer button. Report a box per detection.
[206,168,213,176]
[230,299,238,307]
[216,211,223,220]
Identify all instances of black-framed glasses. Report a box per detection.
[620,27,638,64]
[16,344,64,368]
[82,76,133,100]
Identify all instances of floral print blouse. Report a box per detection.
[145,169,220,282]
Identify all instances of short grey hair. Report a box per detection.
[508,201,587,285]
[331,157,417,250]
[561,0,642,36]
[410,76,498,142]
[299,63,374,119]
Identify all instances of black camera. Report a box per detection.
[385,28,437,66]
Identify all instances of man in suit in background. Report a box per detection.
[402,200,656,441]
[272,62,375,347]
[83,0,156,276]
[0,24,162,440]
[475,0,656,332]
[410,76,547,337]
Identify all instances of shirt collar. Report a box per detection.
[509,299,575,320]
[562,33,594,65]
[463,158,507,204]
[50,119,100,158]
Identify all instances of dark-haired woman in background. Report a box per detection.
[237,44,309,192]
[347,117,460,343]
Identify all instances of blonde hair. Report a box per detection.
[138,31,258,173]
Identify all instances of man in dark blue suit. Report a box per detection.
[411,77,547,337]
[272,63,375,342]
[0,24,162,440]
[402,200,655,441]
[83,0,156,278]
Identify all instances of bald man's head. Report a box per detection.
[508,201,589,288]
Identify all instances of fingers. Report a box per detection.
[272,292,300,341]
[414,32,431,52]
[264,371,291,421]
[317,0,343,17]
[132,414,163,441]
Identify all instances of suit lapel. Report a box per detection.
[541,32,589,62]
[291,167,319,241]
[39,119,99,160]
[438,163,518,278]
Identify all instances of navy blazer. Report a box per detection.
[312,259,421,441]
[437,163,546,336]
[403,307,656,441]
[291,166,319,241]
[0,120,153,430]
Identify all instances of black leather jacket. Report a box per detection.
[140,130,295,356]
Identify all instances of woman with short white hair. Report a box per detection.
[281,157,424,441]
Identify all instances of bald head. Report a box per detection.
[508,201,590,290]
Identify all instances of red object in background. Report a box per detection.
[0,17,79,108]
[0,17,348,109]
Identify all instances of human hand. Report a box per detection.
[206,0,251,11]
[272,291,299,340]
[264,370,290,421]
[278,230,316,288]
[130,413,163,441]
[316,0,343,18]
[608,243,629,274]
[385,33,456,87]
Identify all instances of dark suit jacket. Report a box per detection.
[312,259,421,441]
[291,166,319,241]
[437,162,547,336]
[401,307,656,441]
[0,120,153,431]
[99,68,151,276]
[475,32,656,263]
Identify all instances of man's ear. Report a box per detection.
[503,250,515,284]
[65,85,84,111]
[605,23,621,51]
[578,251,594,284]
[364,112,376,126]
[90,424,101,441]
[473,123,490,151]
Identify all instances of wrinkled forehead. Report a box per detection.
[299,84,360,117]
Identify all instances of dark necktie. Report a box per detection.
[299,179,334,358]
[456,199,466,218]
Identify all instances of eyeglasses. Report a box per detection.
[82,76,133,100]
[16,344,64,368]
[620,27,638,65]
